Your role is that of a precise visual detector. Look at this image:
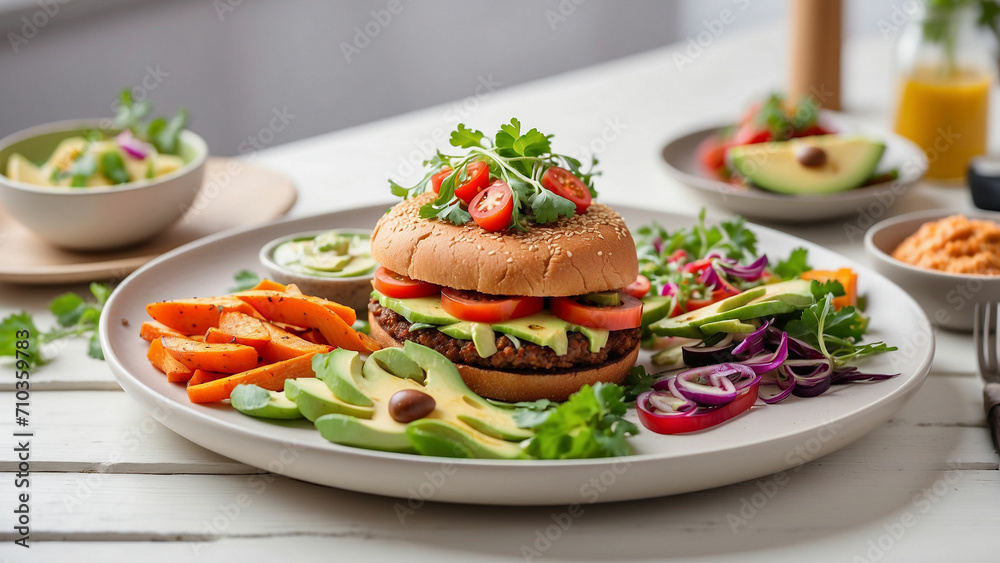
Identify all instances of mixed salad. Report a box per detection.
[626,212,897,435]
[4,89,189,188]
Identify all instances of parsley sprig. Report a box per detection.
[0,283,111,369]
[519,382,638,459]
[389,118,598,231]
[785,285,897,367]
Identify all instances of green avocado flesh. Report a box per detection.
[229,385,303,419]
[272,230,376,278]
[312,345,530,458]
[373,290,610,356]
[649,279,814,338]
[727,136,885,195]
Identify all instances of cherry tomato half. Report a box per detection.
[550,292,642,331]
[541,166,592,214]
[372,267,441,299]
[636,383,758,434]
[696,136,729,175]
[440,289,543,324]
[624,275,651,299]
[453,161,490,204]
[469,180,514,232]
[732,123,772,146]
[430,167,452,193]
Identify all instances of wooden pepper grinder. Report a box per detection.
[789,0,842,110]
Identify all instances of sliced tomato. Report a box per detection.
[430,167,452,194]
[372,267,440,299]
[469,180,514,232]
[550,293,642,331]
[440,289,543,323]
[541,166,591,214]
[682,257,715,274]
[732,123,772,146]
[792,125,834,138]
[624,275,651,299]
[667,249,688,263]
[636,383,758,434]
[453,161,490,204]
[696,136,728,174]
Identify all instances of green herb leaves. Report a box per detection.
[0,283,112,369]
[785,285,896,366]
[772,248,811,280]
[520,382,638,459]
[389,118,597,231]
[113,89,188,156]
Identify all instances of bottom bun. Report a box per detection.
[368,312,640,402]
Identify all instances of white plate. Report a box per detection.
[660,112,928,223]
[100,204,933,505]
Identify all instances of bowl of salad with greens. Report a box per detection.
[0,90,206,250]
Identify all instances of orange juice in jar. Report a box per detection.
[892,3,993,181]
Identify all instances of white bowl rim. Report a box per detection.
[863,208,1000,281]
[0,118,208,195]
[258,228,377,281]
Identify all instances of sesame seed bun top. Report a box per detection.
[370,192,639,297]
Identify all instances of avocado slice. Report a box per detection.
[699,319,758,336]
[728,136,886,195]
[367,347,425,384]
[314,343,531,458]
[229,384,303,420]
[374,290,459,325]
[284,378,374,421]
[314,349,372,407]
[569,324,609,353]
[641,295,674,326]
[650,279,813,337]
[493,312,570,356]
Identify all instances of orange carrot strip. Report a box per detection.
[147,338,193,383]
[139,320,185,342]
[186,353,317,403]
[146,296,258,334]
[161,336,260,374]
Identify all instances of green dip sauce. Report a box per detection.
[273,230,376,278]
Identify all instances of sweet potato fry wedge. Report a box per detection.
[147,338,193,383]
[161,336,259,374]
[235,292,377,353]
[217,311,271,349]
[187,369,229,388]
[259,322,331,362]
[250,279,288,292]
[139,320,186,342]
[234,290,357,326]
[146,296,258,334]
[186,353,317,403]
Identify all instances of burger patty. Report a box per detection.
[369,300,641,372]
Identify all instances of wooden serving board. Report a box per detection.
[0,157,297,284]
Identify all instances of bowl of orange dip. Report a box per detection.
[865,210,1000,331]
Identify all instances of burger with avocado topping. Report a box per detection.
[367,191,642,402]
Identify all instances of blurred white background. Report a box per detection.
[1,0,901,155]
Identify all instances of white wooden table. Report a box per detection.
[2,28,998,562]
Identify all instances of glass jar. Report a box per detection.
[893,2,993,181]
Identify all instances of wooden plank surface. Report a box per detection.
[1,469,997,561]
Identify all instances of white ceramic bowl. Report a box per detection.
[0,119,207,250]
[259,229,377,316]
[864,209,1000,331]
